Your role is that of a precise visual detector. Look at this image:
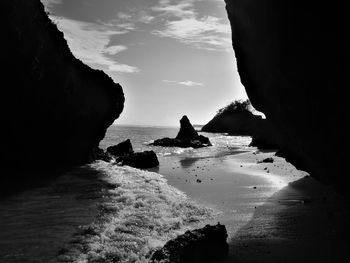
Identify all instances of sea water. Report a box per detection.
[0,125,252,263]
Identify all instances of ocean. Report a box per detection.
[0,125,261,263]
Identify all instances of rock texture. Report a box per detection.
[116,151,159,169]
[150,223,228,263]
[106,139,134,157]
[225,0,349,190]
[2,0,124,190]
[152,116,211,148]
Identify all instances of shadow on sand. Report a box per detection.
[218,177,350,263]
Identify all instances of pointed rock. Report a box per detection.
[176,115,199,140]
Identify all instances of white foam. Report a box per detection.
[60,161,213,263]
[173,147,193,154]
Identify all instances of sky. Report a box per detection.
[42,0,248,126]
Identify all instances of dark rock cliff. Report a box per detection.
[225,0,349,190]
[1,0,124,189]
[202,100,265,136]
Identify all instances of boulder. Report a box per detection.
[116,151,159,169]
[150,223,228,263]
[106,139,133,157]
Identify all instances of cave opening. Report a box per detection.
[3,0,350,262]
[43,0,263,128]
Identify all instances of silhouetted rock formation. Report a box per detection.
[152,116,211,148]
[2,0,124,190]
[115,151,159,169]
[150,223,228,263]
[225,0,350,190]
[176,116,199,140]
[202,100,265,135]
[107,139,134,157]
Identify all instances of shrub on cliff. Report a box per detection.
[215,100,252,116]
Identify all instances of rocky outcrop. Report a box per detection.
[152,116,211,148]
[105,140,159,169]
[225,0,350,190]
[202,100,265,135]
[2,0,124,190]
[115,151,159,169]
[150,223,228,263]
[106,139,133,157]
[176,116,200,140]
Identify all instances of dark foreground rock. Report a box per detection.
[106,139,134,157]
[150,223,228,263]
[116,151,159,169]
[90,147,113,163]
[2,0,124,192]
[225,0,350,191]
[249,133,279,150]
[152,116,211,148]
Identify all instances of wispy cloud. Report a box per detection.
[52,16,139,73]
[163,80,204,87]
[152,0,231,51]
[151,1,196,19]
[100,10,155,31]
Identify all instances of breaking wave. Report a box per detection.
[58,161,214,263]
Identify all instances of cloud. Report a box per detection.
[151,1,196,19]
[163,80,204,87]
[104,45,128,55]
[151,0,232,51]
[100,10,155,31]
[154,16,231,51]
[51,16,139,73]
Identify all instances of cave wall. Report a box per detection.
[1,0,124,187]
[225,0,350,189]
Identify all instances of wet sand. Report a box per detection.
[156,150,350,262]
[156,150,307,236]
[219,176,350,263]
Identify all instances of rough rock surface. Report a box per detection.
[106,139,134,157]
[115,151,159,169]
[152,116,211,148]
[225,0,349,190]
[150,223,228,263]
[2,0,124,190]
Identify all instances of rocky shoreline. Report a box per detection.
[152,116,211,148]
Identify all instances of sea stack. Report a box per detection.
[152,116,211,148]
[176,115,199,140]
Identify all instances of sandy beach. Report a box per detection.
[155,149,350,262]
